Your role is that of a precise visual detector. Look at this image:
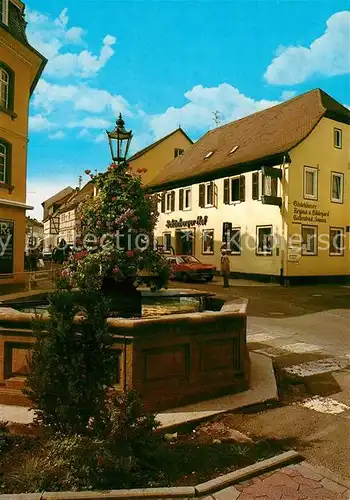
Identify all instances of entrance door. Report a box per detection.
[175,229,194,255]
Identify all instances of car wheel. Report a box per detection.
[181,272,189,283]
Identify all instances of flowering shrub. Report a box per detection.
[60,161,170,290]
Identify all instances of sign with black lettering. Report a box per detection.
[0,220,14,274]
[166,216,208,229]
[292,201,329,224]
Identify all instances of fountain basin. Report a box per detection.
[0,290,248,412]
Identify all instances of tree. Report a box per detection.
[24,289,116,435]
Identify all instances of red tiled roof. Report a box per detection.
[148,89,349,190]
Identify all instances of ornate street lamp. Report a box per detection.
[106,113,133,164]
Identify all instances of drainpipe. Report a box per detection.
[280,154,287,285]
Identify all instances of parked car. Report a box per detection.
[166,255,216,282]
[42,248,52,261]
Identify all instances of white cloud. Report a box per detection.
[94,133,106,143]
[32,79,132,116]
[265,11,350,85]
[27,178,76,221]
[29,115,55,131]
[149,83,279,138]
[281,90,297,100]
[67,117,110,129]
[26,8,116,79]
[49,130,65,140]
[77,129,91,139]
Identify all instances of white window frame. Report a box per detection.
[163,232,172,253]
[329,228,344,256]
[183,187,191,210]
[204,181,214,207]
[331,172,344,204]
[229,176,241,203]
[301,225,317,256]
[0,68,9,109]
[165,192,172,213]
[256,225,273,256]
[334,128,342,149]
[0,142,7,183]
[202,229,214,255]
[0,0,9,25]
[304,166,318,200]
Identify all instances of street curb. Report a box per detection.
[0,451,302,500]
[195,450,302,495]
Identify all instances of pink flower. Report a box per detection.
[113,266,120,274]
[112,196,117,201]
[126,250,134,258]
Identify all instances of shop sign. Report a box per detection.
[288,245,301,263]
[293,201,329,224]
[166,215,208,229]
[0,220,14,274]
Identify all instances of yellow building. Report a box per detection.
[150,89,350,284]
[128,127,193,184]
[0,0,46,284]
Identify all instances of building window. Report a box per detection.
[199,182,218,208]
[223,176,245,204]
[304,166,318,200]
[230,227,241,254]
[0,0,8,25]
[161,190,175,213]
[179,187,191,210]
[329,228,344,256]
[0,141,7,183]
[163,232,171,253]
[334,128,342,149]
[0,139,10,185]
[252,172,259,200]
[174,148,184,158]
[202,229,214,254]
[301,225,317,256]
[331,172,344,203]
[257,226,273,255]
[0,62,14,112]
[263,174,278,197]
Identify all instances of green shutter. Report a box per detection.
[5,141,11,185]
[239,175,245,202]
[171,190,175,211]
[199,183,205,207]
[223,178,229,204]
[252,172,259,200]
[179,188,184,210]
[161,192,166,213]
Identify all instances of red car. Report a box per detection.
[166,255,216,282]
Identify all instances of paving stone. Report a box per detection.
[237,494,255,500]
[262,472,299,490]
[293,475,323,489]
[321,478,347,494]
[280,466,303,478]
[212,486,240,500]
[291,463,323,481]
[298,484,344,499]
[241,483,283,500]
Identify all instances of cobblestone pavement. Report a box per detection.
[204,462,350,500]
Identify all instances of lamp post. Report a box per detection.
[106,113,133,165]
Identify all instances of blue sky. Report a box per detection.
[25,0,350,219]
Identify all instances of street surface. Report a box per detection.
[170,278,350,480]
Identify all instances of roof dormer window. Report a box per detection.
[0,0,9,25]
[229,145,239,155]
[204,151,213,159]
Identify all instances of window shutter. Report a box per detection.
[261,172,265,195]
[4,141,11,186]
[214,183,218,208]
[179,188,184,210]
[171,190,175,211]
[223,178,230,204]
[252,172,259,200]
[271,178,278,197]
[161,192,166,213]
[199,183,205,207]
[239,175,246,202]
